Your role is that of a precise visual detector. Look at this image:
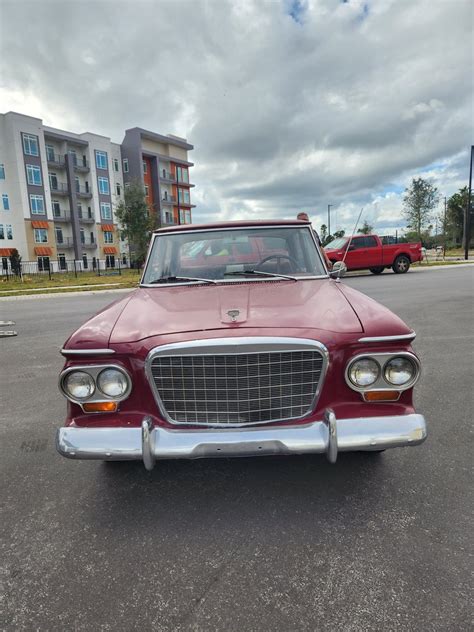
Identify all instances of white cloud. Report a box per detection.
[0,0,471,233]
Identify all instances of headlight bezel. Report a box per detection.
[345,352,420,394]
[59,364,132,408]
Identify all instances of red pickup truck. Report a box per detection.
[324,235,422,274]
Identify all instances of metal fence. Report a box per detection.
[1,257,142,281]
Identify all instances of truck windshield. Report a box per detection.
[324,237,347,250]
[142,226,327,284]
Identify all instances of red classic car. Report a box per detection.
[56,219,426,469]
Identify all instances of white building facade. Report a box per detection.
[0,112,194,272]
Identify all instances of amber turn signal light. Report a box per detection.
[363,391,400,402]
[83,401,118,413]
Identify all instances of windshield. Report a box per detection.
[142,226,326,284]
[324,237,348,250]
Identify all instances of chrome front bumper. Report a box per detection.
[56,411,427,470]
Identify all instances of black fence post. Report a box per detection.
[118,258,121,275]
[98,260,101,277]
[73,260,77,278]
[48,263,52,280]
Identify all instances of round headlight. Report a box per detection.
[63,371,95,400]
[384,357,416,386]
[97,368,129,397]
[349,358,380,387]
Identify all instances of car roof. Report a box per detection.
[154,219,310,234]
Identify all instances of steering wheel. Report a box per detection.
[257,254,302,273]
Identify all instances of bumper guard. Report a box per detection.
[56,411,427,471]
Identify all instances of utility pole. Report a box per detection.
[327,204,332,237]
[464,145,473,260]
[443,196,447,258]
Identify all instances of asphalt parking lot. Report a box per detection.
[1,266,472,631]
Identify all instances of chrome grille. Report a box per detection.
[150,349,324,425]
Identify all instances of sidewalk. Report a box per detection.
[0,281,126,295]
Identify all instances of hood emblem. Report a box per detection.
[227,309,240,322]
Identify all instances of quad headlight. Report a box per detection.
[60,365,131,405]
[348,357,380,387]
[384,356,416,386]
[63,371,96,400]
[97,368,129,397]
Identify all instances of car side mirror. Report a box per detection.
[329,261,347,279]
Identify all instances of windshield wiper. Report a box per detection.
[224,269,297,281]
[148,275,217,285]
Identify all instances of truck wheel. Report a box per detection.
[370,267,384,275]
[392,255,410,274]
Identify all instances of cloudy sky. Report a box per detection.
[1,0,472,234]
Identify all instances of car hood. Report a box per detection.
[108,280,363,343]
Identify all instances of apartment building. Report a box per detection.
[121,127,195,226]
[0,112,194,271]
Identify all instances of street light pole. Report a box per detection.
[464,145,473,260]
[443,196,447,259]
[327,204,332,237]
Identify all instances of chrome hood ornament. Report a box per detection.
[227,309,240,322]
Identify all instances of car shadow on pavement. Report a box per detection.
[83,452,391,534]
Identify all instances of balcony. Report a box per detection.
[161,195,176,205]
[64,237,97,249]
[78,210,95,223]
[159,170,174,182]
[47,153,65,168]
[73,158,90,173]
[75,185,93,199]
[50,182,69,196]
[53,211,71,222]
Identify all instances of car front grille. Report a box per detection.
[149,345,325,426]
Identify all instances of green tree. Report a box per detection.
[9,248,22,276]
[446,187,468,247]
[357,220,373,235]
[402,177,439,239]
[114,180,154,266]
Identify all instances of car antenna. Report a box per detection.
[336,207,364,283]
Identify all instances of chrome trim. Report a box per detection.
[145,337,329,428]
[142,417,156,471]
[56,412,427,466]
[357,332,416,343]
[58,364,132,410]
[345,352,421,393]
[324,409,338,463]
[140,225,330,286]
[60,348,116,357]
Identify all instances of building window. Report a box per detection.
[177,166,189,183]
[2,194,9,210]
[80,228,85,244]
[52,200,61,217]
[103,230,113,244]
[122,158,129,173]
[105,254,115,268]
[144,185,149,197]
[22,133,39,156]
[75,176,80,193]
[178,188,190,204]
[96,151,108,170]
[37,256,50,271]
[116,183,121,196]
[100,202,112,220]
[0,224,4,239]
[143,160,147,174]
[0,164,5,179]
[113,158,119,172]
[98,176,109,194]
[26,164,42,186]
[34,228,48,243]
[30,194,45,214]
[55,227,64,244]
[49,172,58,190]
[45,144,55,161]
